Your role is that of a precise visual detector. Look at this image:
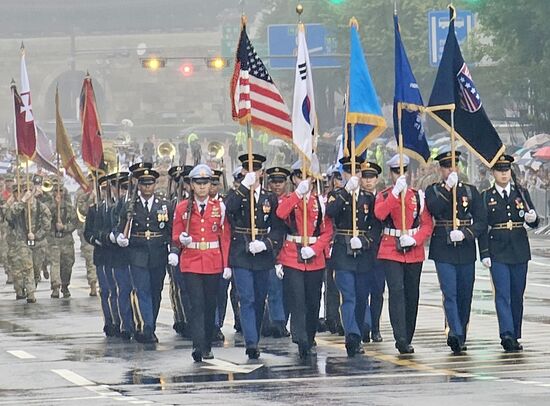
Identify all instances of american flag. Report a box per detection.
[457,63,482,113]
[231,24,292,139]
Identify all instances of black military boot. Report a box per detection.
[61,284,71,298]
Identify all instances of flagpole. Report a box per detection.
[246,120,256,241]
[350,126,357,239]
[296,4,309,248]
[397,102,406,233]
[25,159,32,241]
[56,152,61,227]
[450,108,458,232]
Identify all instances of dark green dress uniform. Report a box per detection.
[425,151,487,354]
[479,155,539,352]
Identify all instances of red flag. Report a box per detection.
[230,22,292,139]
[80,74,103,170]
[12,82,36,160]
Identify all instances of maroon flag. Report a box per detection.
[230,21,292,139]
[12,82,36,159]
[80,74,103,170]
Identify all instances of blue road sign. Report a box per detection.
[267,23,340,70]
[428,10,475,67]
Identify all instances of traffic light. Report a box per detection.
[206,57,229,70]
[141,57,166,70]
[179,62,194,77]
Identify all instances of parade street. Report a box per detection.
[0,237,548,406]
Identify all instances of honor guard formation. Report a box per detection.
[2,149,541,361]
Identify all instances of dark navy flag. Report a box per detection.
[393,14,430,164]
[427,6,504,167]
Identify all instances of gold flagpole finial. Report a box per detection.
[449,4,456,21]
[296,4,304,16]
[394,0,398,15]
[349,17,359,29]
[10,78,16,88]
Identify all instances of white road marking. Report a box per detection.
[52,369,95,386]
[202,358,263,374]
[7,350,36,359]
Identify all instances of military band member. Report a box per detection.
[480,155,540,352]
[263,166,291,338]
[116,167,175,344]
[326,157,375,357]
[278,162,333,358]
[172,164,231,362]
[425,151,487,354]
[85,175,119,336]
[224,154,285,359]
[374,155,433,354]
[360,161,385,343]
[4,183,51,303]
[48,183,78,298]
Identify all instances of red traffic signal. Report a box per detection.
[179,63,194,77]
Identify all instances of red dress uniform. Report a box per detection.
[276,191,333,271]
[172,198,230,274]
[374,187,433,263]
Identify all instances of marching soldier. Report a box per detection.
[3,183,51,303]
[167,165,190,338]
[76,176,98,296]
[116,166,176,344]
[360,161,385,343]
[172,164,231,362]
[326,157,375,357]
[85,175,119,337]
[277,162,333,358]
[425,150,487,354]
[480,155,540,352]
[263,166,291,338]
[224,153,285,359]
[108,172,134,340]
[324,165,344,335]
[374,155,433,354]
[48,182,78,298]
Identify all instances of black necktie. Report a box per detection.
[144,200,149,212]
[503,190,508,201]
[200,203,205,216]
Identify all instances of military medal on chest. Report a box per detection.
[515,198,525,217]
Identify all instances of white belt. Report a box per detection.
[286,235,318,244]
[383,227,419,237]
[187,241,220,250]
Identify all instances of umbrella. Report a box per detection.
[516,151,533,166]
[523,133,550,149]
[268,139,290,148]
[533,146,550,160]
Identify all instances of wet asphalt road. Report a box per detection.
[1,237,550,406]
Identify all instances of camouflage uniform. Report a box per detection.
[48,190,77,298]
[4,192,51,302]
[0,197,11,283]
[76,188,97,294]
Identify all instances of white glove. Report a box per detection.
[116,234,129,247]
[241,172,256,189]
[449,230,465,242]
[275,264,284,280]
[223,267,232,280]
[524,209,537,223]
[295,179,310,197]
[392,175,407,198]
[94,238,103,247]
[249,240,267,254]
[482,257,492,269]
[168,253,179,267]
[345,176,360,193]
[445,171,458,189]
[399,234,416,248]
[300,246,316,260]
[350,236,362,250]
[179,232,192,246]
[109,232,116,244]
